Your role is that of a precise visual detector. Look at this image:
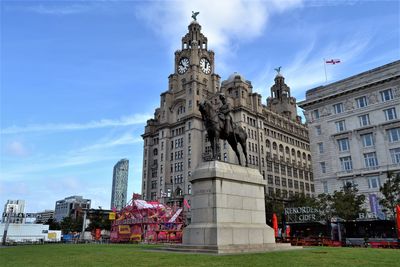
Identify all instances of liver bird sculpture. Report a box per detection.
[274,66,282,74]
[192,11,200,21]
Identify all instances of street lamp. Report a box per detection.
[2,207,14,245]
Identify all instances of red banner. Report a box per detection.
[95,228,101,240]
[396,205,400,239]
[272,213,278,237]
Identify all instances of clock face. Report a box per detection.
[200,58,211,74]
[178,57,190,74]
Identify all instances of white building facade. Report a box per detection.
[2,200,25,224]
[299,60,400,216]
[54,196,91,222]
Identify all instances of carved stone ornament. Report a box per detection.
[368,93,378,104]
[303,111,310,121]
[320,106,330,116]
[393,86,400,98]
[344,99,354,110]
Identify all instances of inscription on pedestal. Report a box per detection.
[194,189,211,194]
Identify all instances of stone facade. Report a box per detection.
[298,60,400,216]
[111,159,129,210]
[141,20,313,214]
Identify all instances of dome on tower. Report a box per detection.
[224,72,246,83]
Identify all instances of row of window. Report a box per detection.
[245,112,309,139]
[265,128,309,150]
[243,121,309,149]
[171,150,184,160]
[171,126,185,137]
[171,138,184,149]
[266,187,311,198]
[319,147,400,173]
[318,132,384,154]
[171,162,184,172]
[321,176,381,194]
[265,161,312,180]
[333,108,397,133]
[312,88,395,119]
[266,175,314,191]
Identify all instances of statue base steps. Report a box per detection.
[179,161,295,254]
[162,243,298,254]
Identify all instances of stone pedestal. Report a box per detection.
[182,161,285,254]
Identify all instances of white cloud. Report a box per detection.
[253,29,372,100]
[28,3,92,15]
[136,0,303,60]
[5,141,30,157]
[1,113,151,135]
[0,131,142,182]
[79,133,142,152]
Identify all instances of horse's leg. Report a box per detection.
[209,135,216,160]
[228,138,242,166]
[238,134,248,167]
[214,133,220,160]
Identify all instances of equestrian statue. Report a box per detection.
[199,94,248,167]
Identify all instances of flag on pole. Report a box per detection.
[323,58,341,82]
[325,59,341,64]
[183,199,191,209]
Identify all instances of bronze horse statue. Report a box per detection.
[199,99,248,166]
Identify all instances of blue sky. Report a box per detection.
[1,0,399,213]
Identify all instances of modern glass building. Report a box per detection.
[110,159,129,210]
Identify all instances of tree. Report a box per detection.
[330,183,366,221]
[87,209,111,231]
[286,193,318,208]
[264,193,285,224]
[44,218,61,230]
[316,193,334,221]
[60,216,83,234]
[379,171,400,218]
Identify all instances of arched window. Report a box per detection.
[273,142,277,150]
[176,187,183,196]
[153,148,158,156]
[279,144,284,152]
[285,146,290,154]
[266,139,270,148]
[291,148,295,156]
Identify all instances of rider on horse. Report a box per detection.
[218,94,234,137]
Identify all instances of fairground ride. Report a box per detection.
[110,195,184,243]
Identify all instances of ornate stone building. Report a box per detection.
[298,60,400,216]
[141,20,313,210]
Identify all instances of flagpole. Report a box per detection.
[323,58,327,83]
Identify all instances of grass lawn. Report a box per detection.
[0,244,398,267]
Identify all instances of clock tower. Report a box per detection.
[142,18,220,208]
[166,20,220,116]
